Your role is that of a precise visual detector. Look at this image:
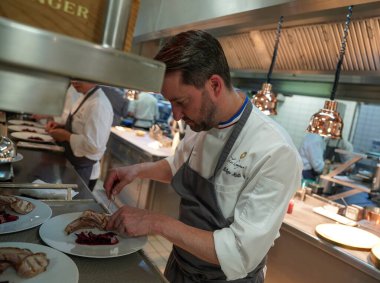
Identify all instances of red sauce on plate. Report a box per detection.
[75,231,119,245]
[0,211,19,224]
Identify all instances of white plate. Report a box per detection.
[0,242,78,283]
[8,125,47,134]
[8,120,45,128]
[0,153,23,163]
[315,223,380,251]
[11,132,54,143]
[39,212,147,258]
[0,196,52,234]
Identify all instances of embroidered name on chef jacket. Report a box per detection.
[222,152,247,178]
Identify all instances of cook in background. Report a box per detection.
[128,91,159,130]
[47,80,113,190]
[100,86,130,126]
[32,84,80,124]
[299,133,325,180]
[104,30,302,283]
[324,137,354,164]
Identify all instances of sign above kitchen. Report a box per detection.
[0,0,106,43]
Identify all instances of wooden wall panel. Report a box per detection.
[0,0,107,43]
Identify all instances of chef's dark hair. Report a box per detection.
[154,30,232,90]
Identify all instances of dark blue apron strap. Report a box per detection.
[212,98,252,180]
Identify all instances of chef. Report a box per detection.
[299,133,325,180]
[104,30,302,282]
[129,91,160,130]
[47,80,113,190]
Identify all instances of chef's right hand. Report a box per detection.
[45,121,60,131]
[104,165,140,198]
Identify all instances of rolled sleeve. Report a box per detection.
[214,228,246,280]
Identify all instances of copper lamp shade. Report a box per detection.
[306,100,343,139]
[252,83,278,115]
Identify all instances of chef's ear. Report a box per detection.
[209,75,222,97]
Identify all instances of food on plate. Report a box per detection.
[75,231,119,245]
[29,136,44,141]
[0,195,35,214]
[64,210,110,234]
[135,130,146,137]
[17,252,49,278]
[21,123,35,127]
[22,128,37,132]
[0,247,49,278]
[0,210,19,224]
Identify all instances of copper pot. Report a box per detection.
[364,206,380,225]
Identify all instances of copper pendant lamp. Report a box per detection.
[252,16,284,115]
[307,6,353,139]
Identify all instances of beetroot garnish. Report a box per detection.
[74,231,119,245]
[22,128,36,132]
[0,211,19,224]
[29,136,43,141]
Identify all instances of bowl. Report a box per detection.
[364,206,380,225]
[0,136,16,162]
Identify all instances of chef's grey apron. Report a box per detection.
[62,87,98,186]
[165,101,266,283]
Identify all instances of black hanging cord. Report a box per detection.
[330,5,353,101]
[266,16,284,84]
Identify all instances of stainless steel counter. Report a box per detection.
[9,148,93,200]
[265,195,380,283]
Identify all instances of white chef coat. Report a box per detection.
[53,85,80,124]
[166,105,302,280]
[299,133,325,173]
[130,92,159,129]
[69,88,113,180]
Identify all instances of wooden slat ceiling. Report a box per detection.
[219,17,380,72]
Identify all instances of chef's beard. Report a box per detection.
[183,89,218,132]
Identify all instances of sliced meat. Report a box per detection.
[17,253,49,278]
[0,260,11,274]
[0,247,33,266]
[65,210,110,234]
[0,195,34,215]
[10,199,34,215]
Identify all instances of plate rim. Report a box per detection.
[0,196,52,234]
[39,212,147,258]
[10,131,54,143]
[0,153,23,164]
[8,119,45,128]
[8,124,47,134]
[315,223,380,251]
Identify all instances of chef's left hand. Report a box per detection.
[107,205,160,237]
[48,128,71,142]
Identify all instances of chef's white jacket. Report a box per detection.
[166,105,302,280]
[299,133,325,173]
[129,92,159,129]
[53,85,80,124]
[69,88,113,180]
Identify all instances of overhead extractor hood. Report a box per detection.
[0,16,165,115]
[133,0,380,102]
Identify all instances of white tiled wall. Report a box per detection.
[352,104,380,153]
[271,95,357,148]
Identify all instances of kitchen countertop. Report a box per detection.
[111,127,174,158]
[5,148,93,200]
[282,195,380,279]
